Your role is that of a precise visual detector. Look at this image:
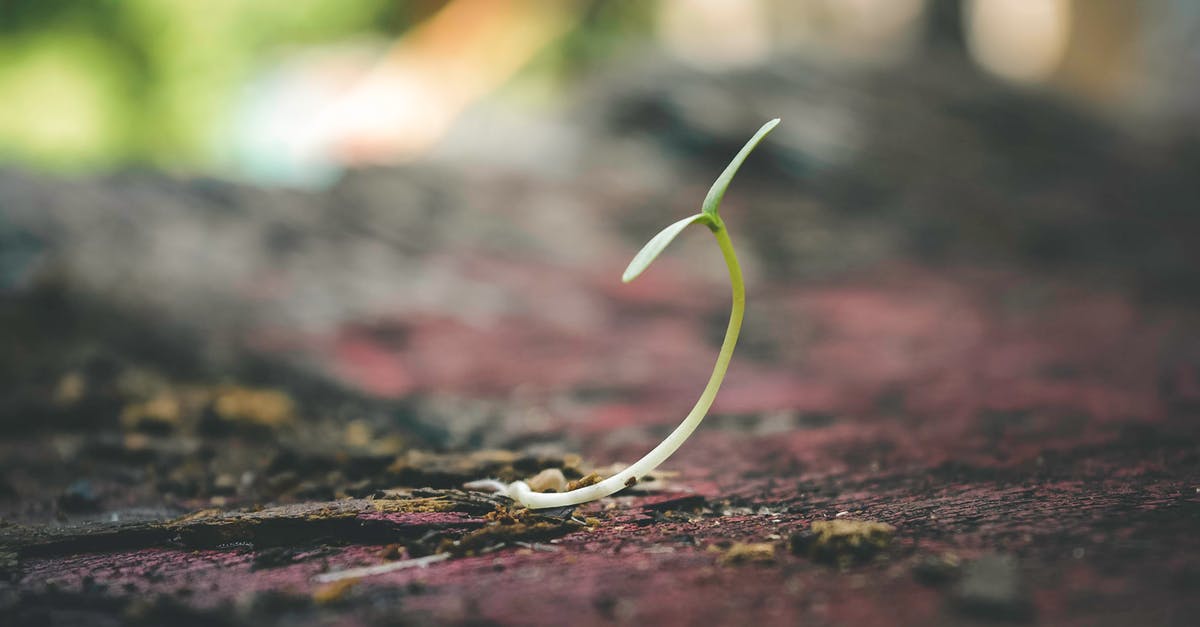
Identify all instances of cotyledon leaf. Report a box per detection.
[621,119,779,284]
[701,118,780,218]
[621,213,709,283]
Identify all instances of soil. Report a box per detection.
[2,53,1199,625]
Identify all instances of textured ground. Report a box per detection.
[2,54,1199,626]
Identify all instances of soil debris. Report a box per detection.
[440,520,569,557]
[312,578,358,605]
[790,519,895,567]
[370,496,457,514]
[207,386,295,431]
[718,542,777,565]
[526,468,568,493]
[566,472,602,491]
[378,543,406,560]
[442,505,581,557]
[4,496,487,557]
[119,393,182,433]
[385,450,584,489]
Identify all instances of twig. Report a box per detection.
[313,552,451,583]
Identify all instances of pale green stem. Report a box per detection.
[504,217,744,508]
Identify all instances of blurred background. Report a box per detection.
[2,0,1199,180]
[1,0,1199,520]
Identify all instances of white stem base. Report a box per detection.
[486,223,744,510]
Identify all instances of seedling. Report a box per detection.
[469,119,780,509]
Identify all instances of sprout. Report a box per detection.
[468,119,780,509]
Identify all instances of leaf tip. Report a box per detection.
[701,118,781,218]
[620,213,707,284]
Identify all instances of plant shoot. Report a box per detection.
[469,119,780,509]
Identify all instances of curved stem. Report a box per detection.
[505,217,744,508]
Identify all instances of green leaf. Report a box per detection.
[622,213,709,283]
[701,118,780,218]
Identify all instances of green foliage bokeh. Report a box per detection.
[0,0,653,173]
[0,0,414,170]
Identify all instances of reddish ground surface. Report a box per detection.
[4,257,1198,626]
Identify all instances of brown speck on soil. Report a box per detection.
[312,578,358,605]
[378,544,405,560]
[566,472,603,491]
[791,520,896,567]
[211,386,294,429]
[719,542,777,566]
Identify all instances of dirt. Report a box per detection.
[718,542,778,566]
[789,519,896,567]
